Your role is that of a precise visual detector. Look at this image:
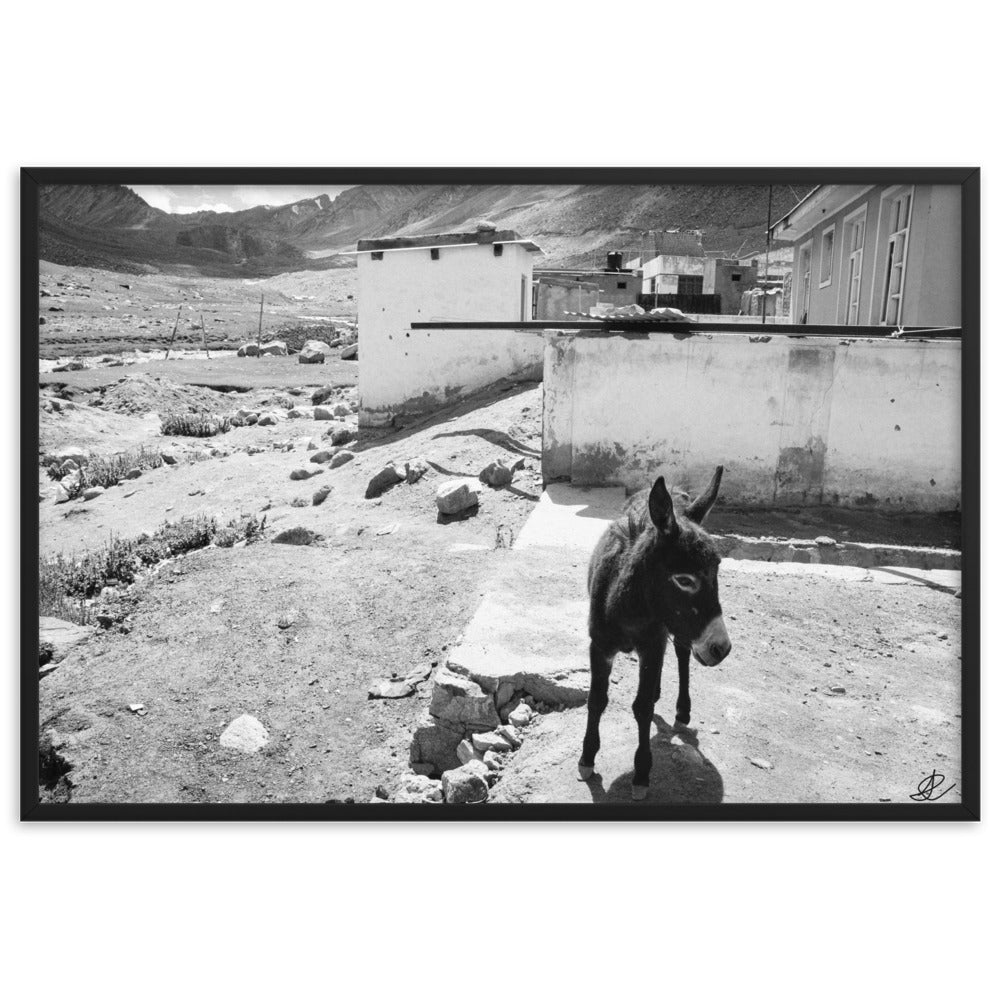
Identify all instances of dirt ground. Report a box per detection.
[38,260,357,359]
[489,562,963,805]
[38,366,545,803]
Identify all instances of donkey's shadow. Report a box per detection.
[584,714,724,804]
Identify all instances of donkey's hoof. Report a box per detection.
[578,765,594,781]
[631,784,649,801]
[675,713,691,727]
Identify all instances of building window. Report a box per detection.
[617,281,627,290]
[430,247,440,260]
[819,224,835,287]
[677,275,703,296]
[797,241,813,322]
[879,189,912,326]
[843,209,867,325]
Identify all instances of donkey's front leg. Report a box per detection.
[674,641,692,727]
[579,641,614,780]
[631,632,667,799]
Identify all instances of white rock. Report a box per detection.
[472,731,514,754]
[436,478,482,515]
[219,714,269,754]
[508,703,533,727]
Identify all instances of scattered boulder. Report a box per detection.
[298,345,326,364]
[365,463,406,499]
[258,340,288,356]
[82,486,104,501]
[237,343,260,358]
[312,485,332,506]
[828,684,847,695]
[125,468,142,480]
[311,385,334,405]
[277,609,300,629]
[410,719,464,774]
[456,739,481,765]
[483,751,503,772]
[479,460,514,488]
[496,681,515,707]
[749,758,773,771]
[472,731,514,754]
[219,715,269,754]
[326,423,355,447]
[333,403,351,417]
[436,478,482,515]
[430,666,501,730]
[329,451,355,469]
[391,773,443,804]
[497,724,522,748]
[508,703,533,728]
[160,450,179,465]
[257,412,279,426]
[290,468,319,481]
[53,485,71,504]
[441,762,489,804]
[53,361,84,372]
[313,406,336,420]
[405,456,430,484]
[309,449,337,464]
[341,343,358,361]
[368,679,415,699]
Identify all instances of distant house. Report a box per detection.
[702,259,758,314]
[534,254,641,318]
[624,230,706,296]
[769,184,961,326]
[354,227,543,426]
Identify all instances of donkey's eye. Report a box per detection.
[671,574,700,593]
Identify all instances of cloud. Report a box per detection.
[174,202,232,215]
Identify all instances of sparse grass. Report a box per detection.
[38,513,267,624]
[44,445,165,488]
[161,413,232,437]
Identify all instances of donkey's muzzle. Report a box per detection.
[692,616,731,666]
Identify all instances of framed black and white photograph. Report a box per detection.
[21,167,979,821]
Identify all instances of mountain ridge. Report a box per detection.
[39,183,801,276]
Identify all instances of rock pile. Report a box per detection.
[407,664,537,802]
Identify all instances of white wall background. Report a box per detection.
[357,241,540,422]
[545,333,961,510]
[4,7,995,1000]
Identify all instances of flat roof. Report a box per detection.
[357,230,542,253]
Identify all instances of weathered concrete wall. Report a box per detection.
[357,242,540,425]
[542,332,961,511]
[535,278,599,319]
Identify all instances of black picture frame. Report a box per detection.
[21,166,981,822]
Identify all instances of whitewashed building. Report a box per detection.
[355,228,543,426]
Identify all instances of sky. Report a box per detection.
[127,184,355,215]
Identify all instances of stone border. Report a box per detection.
[712,532,960,571]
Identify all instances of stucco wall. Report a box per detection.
[357,242,540,425]
[787,185,961,327]
[542,332,960,511]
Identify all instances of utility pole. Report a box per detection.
[256,292,264,354]
[763,184,773,325]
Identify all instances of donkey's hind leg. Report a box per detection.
[579,641,614,780]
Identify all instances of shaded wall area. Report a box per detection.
[542,332,960,511]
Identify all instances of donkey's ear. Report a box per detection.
[685,465,724,524]
[648,477,677,535]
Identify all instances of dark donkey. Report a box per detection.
[579,467,731,799]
